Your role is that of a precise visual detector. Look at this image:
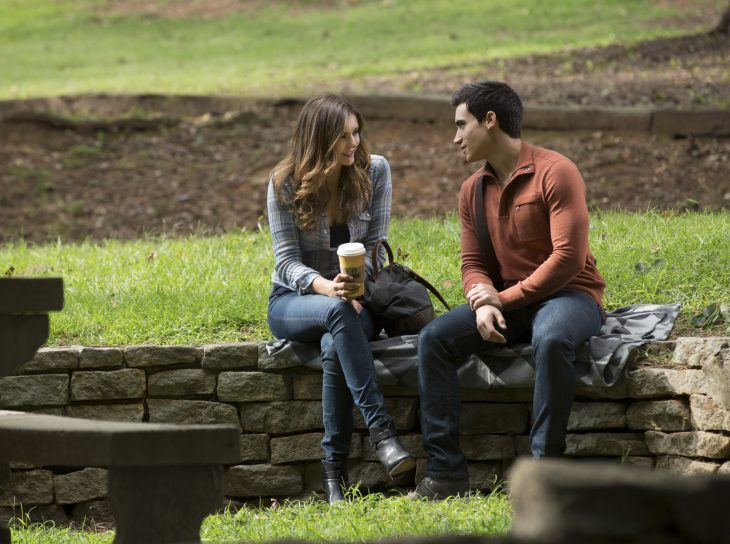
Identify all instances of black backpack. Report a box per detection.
[364,240,450,337]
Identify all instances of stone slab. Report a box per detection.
[79,347,124,369]
[148,369,216,396]
[54,467,108,504]
[655,455,720,476]
[125,345,201,368]
[270,432,361,464]
[239,434,269,463]
[218,371,288,402]
[19,347,79,373]
[0,410,239,467]
[0,469,53,506]
[240,401,323,433]
[626,399,691,431]
[645,430,730,459]
[690,394,730,431]
[565,433,650,457]
[0,374,69,407]
[626,368,707,398]
[202,343,258,370]
[673,337,729,369]
[567,401,627,431]
[147,398,240,426]
[224,464,302,497]
[71,369,145,401]
[66,403,145,422]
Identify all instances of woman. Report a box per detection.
[267,94,415,504]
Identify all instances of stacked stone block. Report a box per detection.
[0,337,728,526]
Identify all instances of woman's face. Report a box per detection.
[333,113,360,167]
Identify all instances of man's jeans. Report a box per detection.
[268,291,389,464]
[418,289,603,479]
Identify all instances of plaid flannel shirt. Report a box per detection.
[268,154,392,294]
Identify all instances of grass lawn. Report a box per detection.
[0,0,723,99]
[10,491,511,543]
[0,212,727,346]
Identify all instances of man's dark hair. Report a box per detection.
[451,81,523,138]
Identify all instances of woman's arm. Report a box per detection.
[267,179,320,294]
[362,155,392,276]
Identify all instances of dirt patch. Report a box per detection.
[336,32,730,110]
[1,99,728,243]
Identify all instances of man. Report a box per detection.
[412,81,606,499]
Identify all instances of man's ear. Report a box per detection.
[485,111,497,130]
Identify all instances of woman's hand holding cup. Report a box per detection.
[330,273,360,300]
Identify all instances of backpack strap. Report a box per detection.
[371,239,450,311]
[474,175,505,291]
[407,269,451,311]
[370,239,394,281]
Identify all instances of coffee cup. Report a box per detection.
[337,242,366,299]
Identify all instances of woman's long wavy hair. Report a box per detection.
[271,94,372,231]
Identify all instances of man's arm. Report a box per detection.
[459,173,496,294]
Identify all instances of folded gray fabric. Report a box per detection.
[265,303,680,389]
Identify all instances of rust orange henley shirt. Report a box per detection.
[459,141,605,312]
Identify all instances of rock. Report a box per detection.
[65,403,144,422]
[626,399,691,431]
[645,431,730,459]
[125,345,201,368]
[240,401,322,433]
[567,401,627,431]
[217,371,288,402]
[224,465,302,497]
[690,394,730,431]
[70,369,145,401]
[79,347,123,369]
[0,375,68,407]
[147,398,240,425]
[54,468,108,504]
[147,369,216,396]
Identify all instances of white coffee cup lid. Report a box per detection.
[337,242,366,256]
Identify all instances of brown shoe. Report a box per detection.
[408,476,470,500]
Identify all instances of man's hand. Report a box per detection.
[467,283,502,311]
[475,305,507,344]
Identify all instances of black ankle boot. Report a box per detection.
[321,460,349,505]
[369,422,415,478]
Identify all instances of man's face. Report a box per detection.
[453,103,489,163]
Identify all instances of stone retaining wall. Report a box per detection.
[0,337,728,527]
[1,93,728,136]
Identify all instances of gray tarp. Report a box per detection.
[266,303,680,389]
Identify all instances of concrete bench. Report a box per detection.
[0,277,64,377]
[0,410,240,544]
[0,278,240,543]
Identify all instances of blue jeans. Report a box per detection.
[417,289,603,479]
[268,291,390,464]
